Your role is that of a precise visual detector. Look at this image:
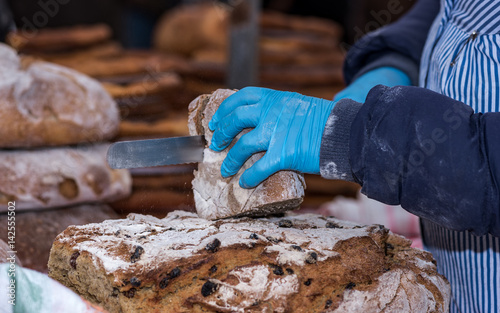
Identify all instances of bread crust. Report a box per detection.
[48,211,451,313]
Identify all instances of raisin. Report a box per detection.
[70,251,80,269]
[138,236,147,240]
[346,282,356,290]
[326,221,341,229]
[130,277,141,287]
[290,245,303,251]
[249,233,259,240]
[286,268,294,274]
[130,246,144,263]
[169,267,181,279]
[123,288,136,298]
[205,238,221,253]
[305,252,318,264]
[278,219,293,228]
[111,288,119,297]
[266,236,281,243]
[201,281,218,297]
[304,278,312,286]
[270,264,284,276]
[209,265,218,274]
[159,277,169,289]
[325,299,333,309]
[114,230,121,236]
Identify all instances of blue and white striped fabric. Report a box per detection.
[419,0,500,312]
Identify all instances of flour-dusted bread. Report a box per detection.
[188,89,305,220]
[48,211,450,313]
[0,43,119,147]
[0,144,131,211]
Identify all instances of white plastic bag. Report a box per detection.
[0,263,106,313]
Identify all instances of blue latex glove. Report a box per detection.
[209,87,335,188]
[333,66,412,103]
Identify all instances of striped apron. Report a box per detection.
[419,0,500,312]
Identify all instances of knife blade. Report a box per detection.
[106,135,205,169]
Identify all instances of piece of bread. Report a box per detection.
[7,24,112,53]
[0,144,131,211]
[37,41,123,63]
[52,51,190,79]
[0,204,119,273]
[260,11,343,40]
[153,4,228,57]
[48,211,450,313]
[101,72,181,100]
[0,44,120,148]
[188,89,305,220]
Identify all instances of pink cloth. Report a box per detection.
[306,192,423,249]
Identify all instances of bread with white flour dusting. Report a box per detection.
[48,211,450,313]
[0,144,131,211]
[0,43,119,148]
[188,89,306,220]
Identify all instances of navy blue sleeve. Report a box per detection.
[321,85,500,237]
[343,0,440,85]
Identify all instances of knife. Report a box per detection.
[106,136,205,169]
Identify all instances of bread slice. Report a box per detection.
[48,211,450,313]
[188,89,305,219]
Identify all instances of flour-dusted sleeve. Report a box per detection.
[322,85,500,236]
[343,0,440,85]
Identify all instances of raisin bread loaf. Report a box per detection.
[48,211,450,313]
[188,89,305,220]
[0,43,119,147]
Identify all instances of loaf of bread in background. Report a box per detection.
[48,211,450,313]
[0,43,119,147]
[0,204,119,273]
[188,89,305,220]
[0,144,131,212]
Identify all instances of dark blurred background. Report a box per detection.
[5,0,415,48]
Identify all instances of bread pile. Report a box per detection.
[48,211,450,313]
[7,24,189,124]
[0,43,131,271]
[7,25,195,217]
[154,4,345,100]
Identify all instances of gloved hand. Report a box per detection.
[209,87,335,188]
[333,66,411,103]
